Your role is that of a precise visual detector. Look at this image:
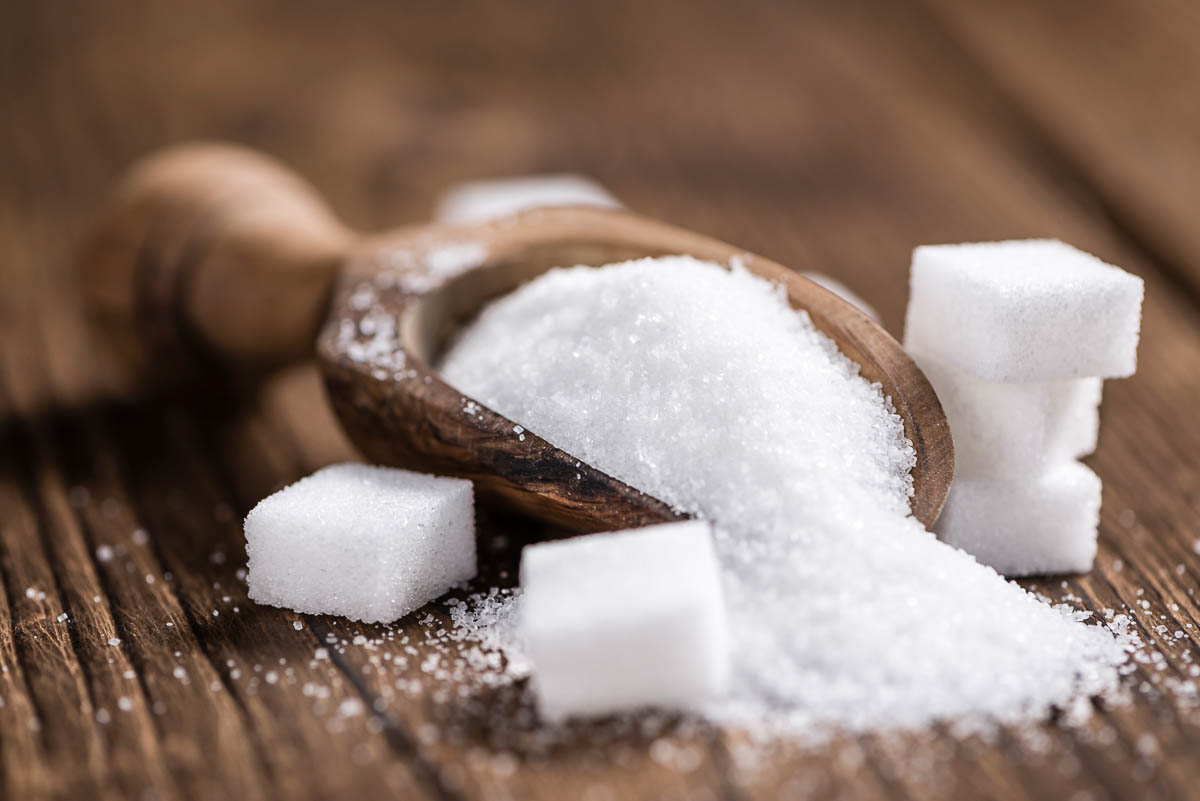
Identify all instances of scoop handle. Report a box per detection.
[81,143,354,386]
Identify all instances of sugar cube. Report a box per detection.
[934,462,1102,577]
[914,349,1102,476]
[802,272,879,320]
[245,463,475,623]
[520,520,728,721]
[1049,378,1102,460]
[435,174,621,224]
[904,240,1144,382]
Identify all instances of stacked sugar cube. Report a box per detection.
[904,240,1143,576]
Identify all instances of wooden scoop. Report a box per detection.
[82,143,954,532]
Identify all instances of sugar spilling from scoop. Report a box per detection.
[442,254,1132,736]
[245,463,476,624]
[520,520,728,721]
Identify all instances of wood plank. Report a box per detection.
[100,407,436,800]
[24,417,273,800]
[23,421,182,801]
[0,491,55,801]
[0,427,111,799]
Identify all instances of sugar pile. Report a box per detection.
[442,256,1132,737]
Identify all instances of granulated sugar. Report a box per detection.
[446,588,531,681]
[441,256,1133,738]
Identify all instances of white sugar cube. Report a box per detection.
[1050,378,1102,460]
[914,350,1103,476]
[904,240,1144,382]
[520,520,728,721]
[802,272,879,320]
[935,462,1102,577]
[435,174,621,224]
[245,463,475,624]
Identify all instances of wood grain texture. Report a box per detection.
[2,1,1199,800]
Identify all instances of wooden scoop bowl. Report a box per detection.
[83,143,954,532]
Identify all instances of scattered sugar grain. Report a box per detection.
[442,255,1132,738]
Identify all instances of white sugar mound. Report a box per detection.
[441,256,1131,737]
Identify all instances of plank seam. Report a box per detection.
[308,615,468,801]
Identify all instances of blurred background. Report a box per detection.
[4,2,1200,800]
[4,0,1198,411]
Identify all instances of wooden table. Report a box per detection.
[3,2,1199,799]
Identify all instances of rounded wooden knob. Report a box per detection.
[81,143,353,387]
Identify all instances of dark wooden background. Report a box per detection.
[4,2,1200,799]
